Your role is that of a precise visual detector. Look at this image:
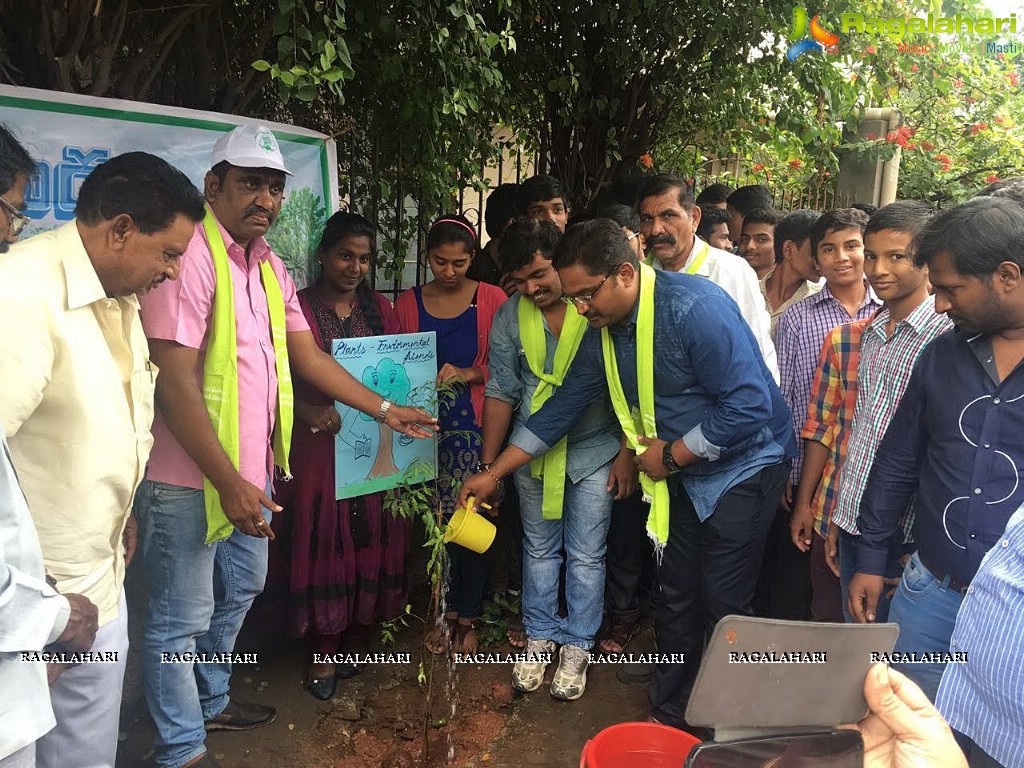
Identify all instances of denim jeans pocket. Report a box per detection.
[151,481,203,500]
[898,551,939,601]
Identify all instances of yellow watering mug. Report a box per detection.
[443,495,496,553]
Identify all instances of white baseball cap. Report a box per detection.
[210,124,292,175]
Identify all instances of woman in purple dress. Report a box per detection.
[272,213,409,700]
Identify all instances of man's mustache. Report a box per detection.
[647,234,676,247]
[246,205,274,220]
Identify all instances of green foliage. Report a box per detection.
[489,0,796,208]
[256,0,356,104]
[265,187,327,286]
[833,0,1024,204]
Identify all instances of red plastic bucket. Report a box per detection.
[579,722,701,768]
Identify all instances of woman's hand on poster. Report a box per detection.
[436,364,483,387]
[608,446,638,499]
[384,404,439,439]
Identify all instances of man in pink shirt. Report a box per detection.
[135,125,435,768]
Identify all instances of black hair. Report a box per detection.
[497,216,562,274]
[484,183,520,239]
[552,218,636,274]
[810,208,869,258]
[773,209,821,264]
[516,175,567,215]
[209,160,232,184]
[596,203,641,233]
[0,123,36,196]
[76,152,205,233]
[695,182,733,206]
[912,197,1024,274]
[851,202,879,217]
[316,211,384,334]
[426,213,478,255]
[726,185,773,216]
[741,207,779,229]
[637,173,696,213]
[607,172,646,208]
[696,206,730,241]
[975,176,1024,198]
[864,201,934,240]
[975,177,1024,207]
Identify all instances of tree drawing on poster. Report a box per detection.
[332,332,438,499]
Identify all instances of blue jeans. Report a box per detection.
[134,480,271,768]
[838,529,905,624]
[515,460,613,650]
[887,550,965,701]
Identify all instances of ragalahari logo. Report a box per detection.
[787,7,840,61]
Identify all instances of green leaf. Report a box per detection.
[251,59,272,72]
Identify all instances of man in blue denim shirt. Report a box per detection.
[462,219,795,732]
[481,217,632,701]
[850,198,1024,704]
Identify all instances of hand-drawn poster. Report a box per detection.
[332,332,438,500]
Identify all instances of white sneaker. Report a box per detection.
[550,644,589,701]
[512,638,556,692]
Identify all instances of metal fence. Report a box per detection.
[336,132,536,300]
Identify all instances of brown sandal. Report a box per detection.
[596,620,639,654]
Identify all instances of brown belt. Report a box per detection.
[917,552,971,596]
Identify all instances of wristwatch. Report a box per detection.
[661,440,682,473]
[376,398,392,423]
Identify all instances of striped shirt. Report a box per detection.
[831,298,952,536]
[936,503,1024,768]
[801,320,868,537]
[776,281,881,484]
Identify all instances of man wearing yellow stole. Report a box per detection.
[461,218,795,735]
[482,217,635,702]
[135,125,435,768]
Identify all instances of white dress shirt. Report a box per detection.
[0,222,155,627]
[655,236,780,383]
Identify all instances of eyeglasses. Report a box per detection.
[0,196,30,237]
[561,270,614,307]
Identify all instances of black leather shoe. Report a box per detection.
[307,675,337,700]
[204,700,277,731]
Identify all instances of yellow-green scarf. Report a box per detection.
[519,297,588,519]
[601,262,670,545]
[201,206,294,543]
[646,237,710,275]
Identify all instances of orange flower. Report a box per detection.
[1009,72,1021,87]
[788,159,803,169]
[911,64,920,72]
[986,174,1000,183]
[639,154,654,169]
[752,162,766,173]
[970,123,989,136]
[867,45,877,54]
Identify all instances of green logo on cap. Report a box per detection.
[256,128,276,154]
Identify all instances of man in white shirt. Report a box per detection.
[0,152,205,768]
[639,174,779,382]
